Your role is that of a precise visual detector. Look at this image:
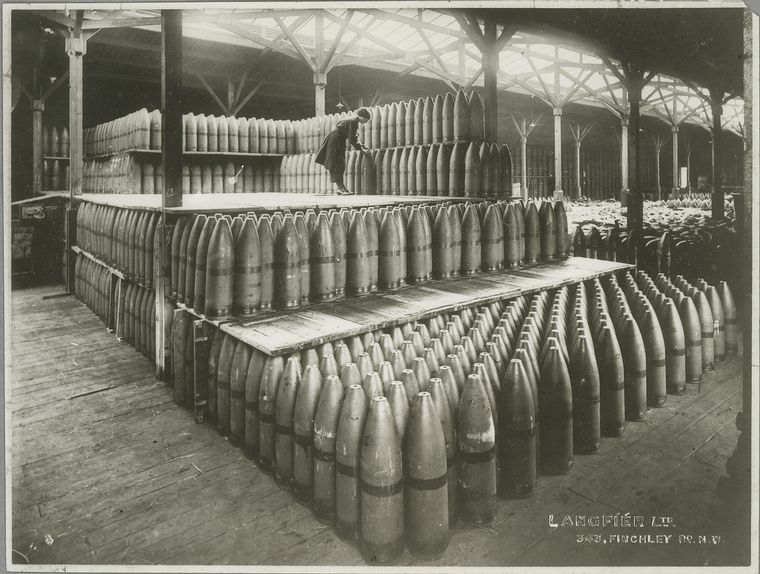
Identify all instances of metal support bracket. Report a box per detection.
[65,37,87,56]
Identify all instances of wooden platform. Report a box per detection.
[223,257,632,356]
[10,285,744,567]
[84,149,284,160]
[68,192,485,213]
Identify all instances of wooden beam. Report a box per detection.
[553,107,563,194]
[184,9,323,24]
[415,59,460,91]
[217,22,301,60]
[464,67,483,91]
[32,99,43,195]
[335,52,406,68]
[709,86,724,219]
[227,78,235,113]
[81,16,164,29]
[495,23,519,51]
[558,69,595,107]
[524,51,555,106]
[12,73,32,103]
[321,10,353,72]
[482,20,500,142]
[321,11,405,59]
[314,13,325,72]
[672,124,680,192]
[87,33,245,67]
[38,10,76,29]
[274,16,317,72]
[356,8,467,39]
[416,22,450,76]
[232,79,265,116]
[231,70,250,111]
[451,10,485,52]
[65,10,84,296]
[67,10,84,197]
[41,70,69,102]
[194,72,230,115]
[161,9,183,208]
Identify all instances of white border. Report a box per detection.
[1,3,758,574]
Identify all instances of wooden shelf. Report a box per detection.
[183,151,284,158]
[84,148,284,160]
[84,148,160,160]
[72,245,126,280]
[71,245,153,290]
[174,301,236,328]
[298,140,494,154]
[73,192,486,213]
[219,257,634,357]
[12,191,69,205]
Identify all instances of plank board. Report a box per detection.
[72,193,476,213]
[222,258,633,356]
[10,285,744,567]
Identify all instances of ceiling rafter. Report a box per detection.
[36,7,744,133]
[321,10,405,59]
[511,113,544,139]
[355,8,467,39]
[321,9,353,72]
[273,15,317,72]
[216,22,301,60]
[568,121,595,144]
[415,13,451,76]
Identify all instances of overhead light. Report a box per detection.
[336,102,345,111]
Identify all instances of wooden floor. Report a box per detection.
[10,285,744,567]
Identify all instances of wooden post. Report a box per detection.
[709,87,724,220]
[64,14,84,295]
[738,6,754,501]
[574,140,582,199]
[314,72,327,117]
[161,10,183,209]
[655,143,661,201]
[628,86,643,237]
[483,22,499,142]
[620,114,629,204]
[32,99,44,195]
[652,135,663,201]
[157,10,183,380]
[520,132,528,199]
[686,140,692,191]
[66,17,84,196]
[553,107,562,197]
[512,113,541,200]
[671,125,679,195]
[569,122,593,201]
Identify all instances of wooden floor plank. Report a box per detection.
[10,284,746,568]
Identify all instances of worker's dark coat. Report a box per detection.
[315,117,362,173]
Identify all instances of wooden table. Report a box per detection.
[220,257,634,356]
[72,192,487,213]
